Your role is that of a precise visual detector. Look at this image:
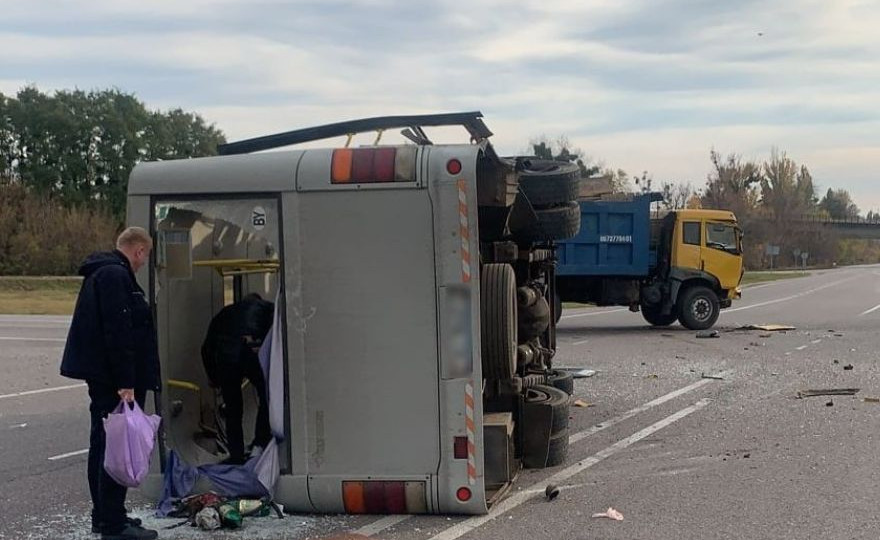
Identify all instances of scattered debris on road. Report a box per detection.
[759,333,773,338]
[739,324,795,332]
[701,373,724,380]
[833,359,839,364]
[863,397,880,403]
[556,367,597,378]
[592,507,624,521]
[797,388,860,399]
[843,364,854,371]
[696,330,720,338]
[545,484,560,501]
[826,400,834,407]
[572,399,593,408]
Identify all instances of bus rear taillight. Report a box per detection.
[331,147,416,184]
[342,480,427,514]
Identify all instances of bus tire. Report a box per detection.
[546,369,574,395]
[545,428,569,467]
[518,159,581,206]
[481,264,517,380]
[520,202,581,242]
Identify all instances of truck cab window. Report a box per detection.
[683,222,701,246]
[706,222,740,254]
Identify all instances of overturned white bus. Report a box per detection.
[129,113,580,514]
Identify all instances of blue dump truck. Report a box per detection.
[555,192,744,330]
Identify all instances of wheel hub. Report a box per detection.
[692,297,712,321]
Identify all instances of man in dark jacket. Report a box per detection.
[201,293,274,465]
[61,227,161,540]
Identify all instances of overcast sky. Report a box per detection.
[2,0,879,212]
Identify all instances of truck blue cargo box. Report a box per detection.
[556,193,662,277]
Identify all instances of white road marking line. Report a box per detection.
[569,373,725,444]
[860,304,880,316]
[795,345,808,351]
[352,515,410,536]
[723,275,859,314]
[811,339,822,344]
[561,308,628,320]
[572,339,589,346]
[355,375,724,537]
[48,448,88,461]
[0,336,66,342]
[428,399,713,540]
[0,383,86,400]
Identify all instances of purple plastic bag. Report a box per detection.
[103,399,161,488]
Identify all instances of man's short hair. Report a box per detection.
[116,227,153,250]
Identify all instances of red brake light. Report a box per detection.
[373,147,396,182]
[456,487,472,502]
[351,148,374,182]
[364,482,385,514]
[384,482,407,514]
[332,147,409,184]
[343,481,427,514]
[453,436,468,459]
[447,159,462,175]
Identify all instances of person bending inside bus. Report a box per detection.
[201,293,274,465]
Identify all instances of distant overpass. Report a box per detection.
[750,216,880,240]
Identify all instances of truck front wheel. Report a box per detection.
[677,286,720,330]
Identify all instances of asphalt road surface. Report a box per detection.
[2,265,879,539]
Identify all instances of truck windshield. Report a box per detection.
[706,222,740,255]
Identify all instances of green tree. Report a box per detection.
[0,86,225,217]
[701,149,761,216]
[819,188,860,220]
[660,181,696,210]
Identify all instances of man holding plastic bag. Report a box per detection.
[61,227,161,540]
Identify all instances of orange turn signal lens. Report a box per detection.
[331,149,353,183]
[342,481,366,513]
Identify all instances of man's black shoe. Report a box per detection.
[101,524,158,540]
[92,517,143,534]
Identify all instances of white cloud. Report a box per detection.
[2,0,880,210]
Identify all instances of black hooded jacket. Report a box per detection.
[60,250,160,391]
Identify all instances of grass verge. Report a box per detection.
[0,276,81,315]
[741,271,809,286]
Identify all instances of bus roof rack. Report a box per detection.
[217,111,493,155]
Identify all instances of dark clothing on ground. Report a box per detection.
[201,296,274,463]
[88,383,146,534]
[61,249,161,536]
[61,250,160,391]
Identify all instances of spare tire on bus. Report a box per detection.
[480,264,517,380]
[518,202,581,243]
[521,384,571,468]
[518,159,581,206]
[546,369,574,395]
